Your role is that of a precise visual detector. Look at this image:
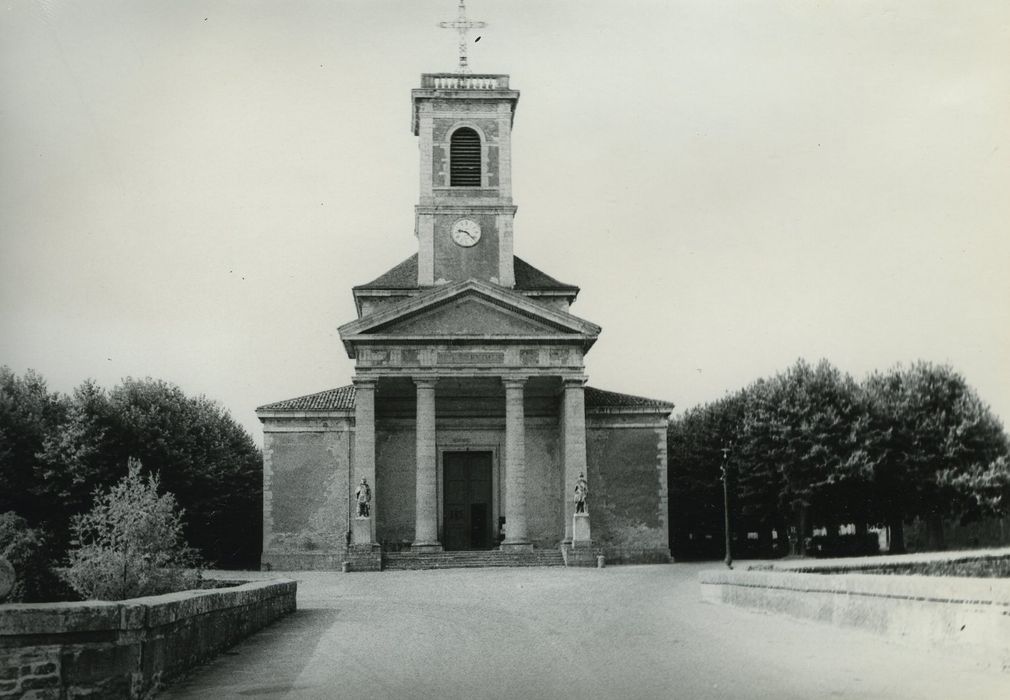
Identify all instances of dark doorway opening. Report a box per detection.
[442,451,493,550]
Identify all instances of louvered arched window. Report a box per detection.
[450,127,481,186]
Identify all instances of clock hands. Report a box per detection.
[451,219,480,247]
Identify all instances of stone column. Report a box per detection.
[352,377,377,545]
[412,377,442,551]
[562,377,588,543]
[501,376,531,550]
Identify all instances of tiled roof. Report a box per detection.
[258,384,672,412]
[585,387,675,411]
[257,385,355,412]
[353,254,578,292]
[355,255,419,289]
[514,257,579,291]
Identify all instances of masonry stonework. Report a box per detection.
[0,580,296,699]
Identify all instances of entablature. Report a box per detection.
[352,343,585,374]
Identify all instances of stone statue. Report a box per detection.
[574,472,588,514]
[355,477,372,518]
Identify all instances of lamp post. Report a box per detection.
[720,445,733,570]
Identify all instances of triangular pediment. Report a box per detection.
[372,296,562,335]
[338,279,600,357]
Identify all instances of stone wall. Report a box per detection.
[587,421,670,563]
[261,408,671,566]
[375,426,417,546]
[700,567,1010,670]
[524,425,562,548]
[0,579,296,699]
[261,417,352,570]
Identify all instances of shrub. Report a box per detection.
[65,458,201,600]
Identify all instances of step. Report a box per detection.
[382,549,565,571]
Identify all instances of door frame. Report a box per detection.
[437,444,500,548]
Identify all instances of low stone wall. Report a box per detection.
[699,567,1010,670]
[0,578,296,699]
[262,550,346,571]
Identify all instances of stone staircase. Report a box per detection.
[382,548,565,571]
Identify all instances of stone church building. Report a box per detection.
[257,70,673,569]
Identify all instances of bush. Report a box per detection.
[0,511,72,602]
[65,458,201,600]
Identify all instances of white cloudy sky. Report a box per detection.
[2,0,1008,443]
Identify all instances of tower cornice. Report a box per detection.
[412,74,519,135]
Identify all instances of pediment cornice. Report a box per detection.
[338,279,600,358]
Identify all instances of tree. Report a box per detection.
[0,367,66,523]
[65,458,200,600]
[101,379,263,567]
[34,380,118,548]
[668,394,746,558]
[736,360,865,555]
[860,363,1009,551]
[31,374,263,567]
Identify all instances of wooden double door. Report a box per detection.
[442,451,493,551]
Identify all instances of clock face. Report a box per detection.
[450,218,482,247]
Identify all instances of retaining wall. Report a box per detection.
[0,578,296,699]
[699,568,1010,670]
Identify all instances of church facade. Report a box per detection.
[257,71,673,569]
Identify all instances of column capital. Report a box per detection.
[501,376,528,390]
[412,376,439,389]
[561,375,588,388]
[352,376,379,388]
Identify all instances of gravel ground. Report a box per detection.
[160,563,1009,700]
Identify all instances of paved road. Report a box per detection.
[162,564,1009,699]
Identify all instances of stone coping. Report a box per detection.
[0,578,296,636]
[753,546,1010,572]
[699,568,1010,607]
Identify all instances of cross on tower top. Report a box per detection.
[438,0,487,73]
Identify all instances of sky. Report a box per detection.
[2,0,1008,445]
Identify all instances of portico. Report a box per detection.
[346,368,591,553]
[339,276,600,552]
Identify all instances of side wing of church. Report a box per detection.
[256,72,673,569]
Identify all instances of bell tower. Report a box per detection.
[411,2,520,288]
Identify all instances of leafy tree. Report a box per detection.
[65,458,200,600]
[668,393,746,558]
[36,380,117,529]
[941,455,1010,518]
[2,369,262,568]
[101,379,262,567]
[736,360,865,554]
[861,363,1009,550]
[669,359,1009,558]
[0,367,66,523]
[735,377,788,535]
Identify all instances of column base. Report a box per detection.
[500,541,534,552]
[411,542,443,552]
